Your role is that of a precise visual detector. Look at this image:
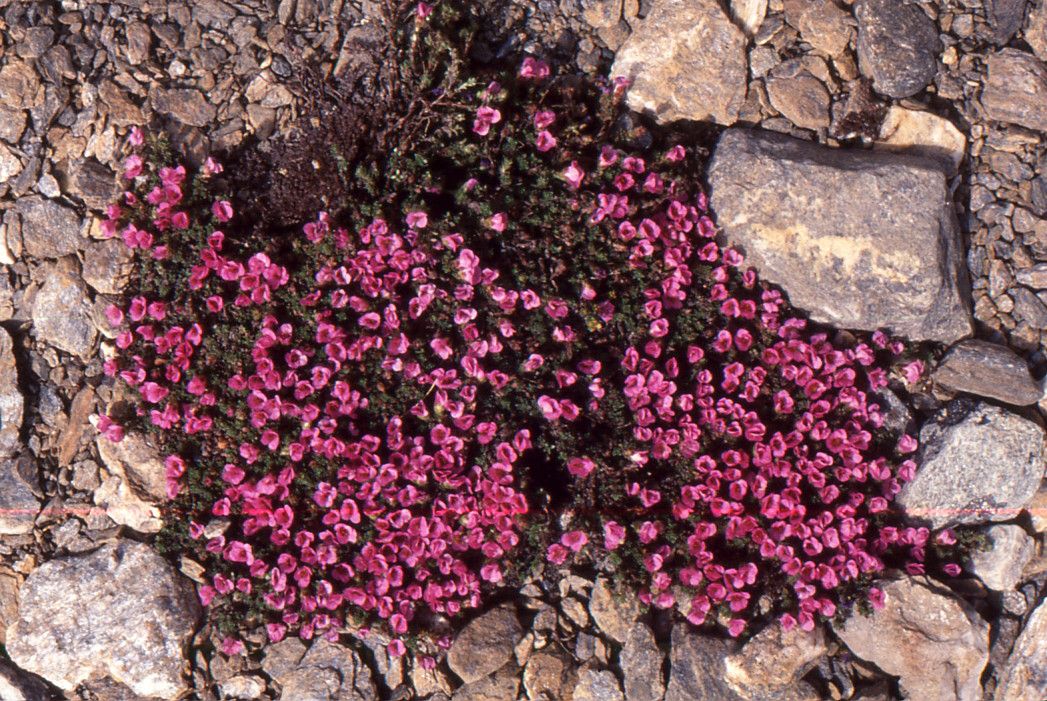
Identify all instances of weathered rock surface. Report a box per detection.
[620,623,664,701]
[708,128,972,343]
[766,62,832,130]
[14,195,81,259]
[265,639,376,701]
[855,0,940,98]
[589,576,643,643]
[933,339,1041,405]
[0,60,43,109]
[785,0,854,57]
[876,106,967,174]
[898,401,1045,528]
[0,327,23,458]
[82,238,134,294]
[451,663,521,701]
[612,0,747,125]
[1027,0,1047,61]
[152,88,216,127]
[6,540,200,699]
[967,524,1034,591]
[522,650,571,700]
[32,262,97,359]
[447,603,522,684]
[572,665,625,701]
[995,596,1047,701]
[665,626,742,701]
[724,622,827,699]
[93,430,165,533]
[0,458,40,535]
[982,49,1047,134]
[833,578,988,701]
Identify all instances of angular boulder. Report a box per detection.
[982,49,1047,134]
[620,623,664,701]
[995,596,1047,701]
[855,0,940,98]
[612,0,747,125]
[447,603,522,684]
[5,540,200,698]
[966,524,1034,591]
[833,577,988,701]
[932,339,1041,406]
[897,401,1044,528]
[0,327,23,458]
[708,128,972,343]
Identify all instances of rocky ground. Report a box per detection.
[0,0,1044,699]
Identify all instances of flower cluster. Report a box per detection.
[102,2,960,655]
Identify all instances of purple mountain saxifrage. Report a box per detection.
[95,1,964,659]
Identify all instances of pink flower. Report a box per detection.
[127,126,145,147]
[489,212,508,232]
[567,456,595,478]
[604,521,626,550]
[203,157,223,175]
[537,395,562,420]
[122,154,143,179]
[901,360,925,384]
[535,130,557,152]
[665,145,686,162]
[406,211,428,229]
[220,637,244,656]
[897,434,918,453]
[561,530,588,552]
[388,639,407,657]
[473,106,502,136]
[868,587,886,610]
[212,200,234,222]
[519,56,551,79]
[534,110,556,129]
[562,161,585,190]
[546,543,569,564]
[416,1,433,19]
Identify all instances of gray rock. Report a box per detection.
[967,524,1034,591]
[708,128,972,343]
[1012,287,1047,328]
[68,159,118,211]
[1027,0,1047,62]
[5,540,200,698]
[933,339,1040,405]
[620,623,665,701]
[855,0,940,98]
[665,625,742,701]
[1016,263,1047,288]
[447,603,522,684]
[0,143,22,185]
[451,664,520,701]
[14,196,81,258]
[724,622,827,699]
[522,650,571,699]
[572,666,624,701]
[898,401,1045,528]
[82,238,134,294]
[0,458,39,535]
[31,262,97,359]
[152,88,217,127]
[0,107,26,144]
[833,577,988,701]
[988,0,1030,44]
[270,639,376,701]
[612,0,748,125]
[0,61,42,110]
[784,0,855,57]
[94,430,165,533]
[589,576,643,644]
[766,63,832,130]
[995,595,1047,701]
[983,50,1047,134]
[579,0,625,30]
[0,659,54,701]
[0,327,23,458]
[219,675,267,700]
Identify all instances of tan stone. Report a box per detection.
[725,622,827,699]
[876,106,967,174]
[588,576,642,643]
[612,0,748,125]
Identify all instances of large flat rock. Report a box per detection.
[708,128,972,343]
[5,540,200,698]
